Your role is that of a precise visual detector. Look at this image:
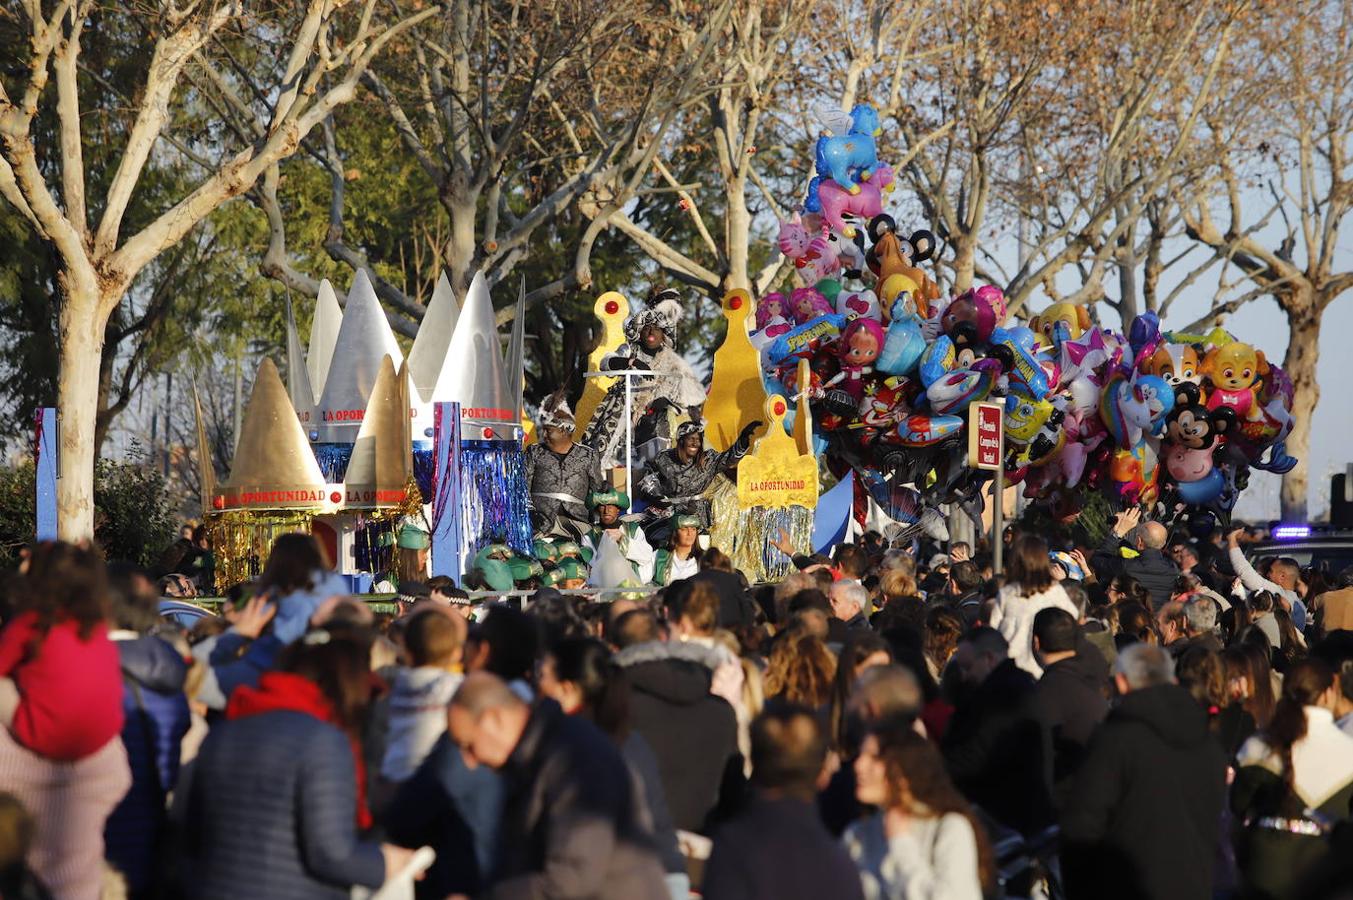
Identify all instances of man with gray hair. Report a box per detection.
[828,579,871,632]
[1062,643,1227,900]
[1090,507,1180,611]
[1181,595,1222,653]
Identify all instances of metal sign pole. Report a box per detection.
[623,372,633,513]
[993,444,1004,575]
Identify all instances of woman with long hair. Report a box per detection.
[1177,645,1256,758]
[254,533,349,645]
[1105,574,1150,608]
[988,535,1078,676]
[1271,607,1307,674]
[764,630,837,713]
[1223,641,1279,732]
[1115,601,1158,650]
[1232,658,1353,899]
[828,633,893,754]
[179,627,410,897]
[537,638,687,897]
[922,606,965,684]
[844,726,996,900]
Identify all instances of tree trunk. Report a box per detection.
[725,177,750,292]
[952,231,976,292]
[442,183,480,296]
[55,284,109,540]
[1279,297,1321,522]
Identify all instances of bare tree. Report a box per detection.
[1177,2,1353,520]
[248,0,736,333]
[0,0,439,538]
[890,0,1244,315]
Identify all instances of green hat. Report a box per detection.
[476,558,514,592]
[588,488,630,510]
[480,542,513,561]
[555,540,583,560]
[554,558,589,582]
[673,514,702,530]
[508,556,544,582]
[396,521,430,550]
[533,539,560,564]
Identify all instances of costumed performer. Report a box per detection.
[581,288,707,469]
[580,488,655,585]
[637,418,762,539]
[652,514,704,585]
[523,391,604,539]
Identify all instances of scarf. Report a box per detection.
[227,672,372,830]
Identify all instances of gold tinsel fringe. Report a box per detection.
[706,476,813,584]
[207,478,426,594]
[207,510,316,594]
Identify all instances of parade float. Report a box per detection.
[196,102,1300,594]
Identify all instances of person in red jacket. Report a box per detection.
[0,542,123,761]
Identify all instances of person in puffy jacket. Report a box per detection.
[103,563,191,898]
[175,628,412,899]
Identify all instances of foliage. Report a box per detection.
[92,452,180,570]
[0,453,178,573]
[1011,488,1114,550]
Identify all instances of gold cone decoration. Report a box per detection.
[572,291,629,435]
[216,358,330,511]
[343,357,413,507]
[193,385,217,518]
[704,289,768,452]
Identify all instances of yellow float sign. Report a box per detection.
[738,394,819,510]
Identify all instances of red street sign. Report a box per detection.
[967,401,1004,471]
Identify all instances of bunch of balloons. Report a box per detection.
[749,103,1296,528]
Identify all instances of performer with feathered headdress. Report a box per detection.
[524,390,604,539]
[581,288,707,469]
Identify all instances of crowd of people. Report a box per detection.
[1,511,1352,900]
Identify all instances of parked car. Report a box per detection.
[1247,525,1353,576]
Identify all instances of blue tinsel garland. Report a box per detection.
[413,443,435,500]
[458,440,532,557]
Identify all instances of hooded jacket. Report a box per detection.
[380,667,463,782]
[613,641,743,834]
[487,700,668,900]
[104,632,191,895]
[1027,651,1109,809]
[1061,684,1227,900]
